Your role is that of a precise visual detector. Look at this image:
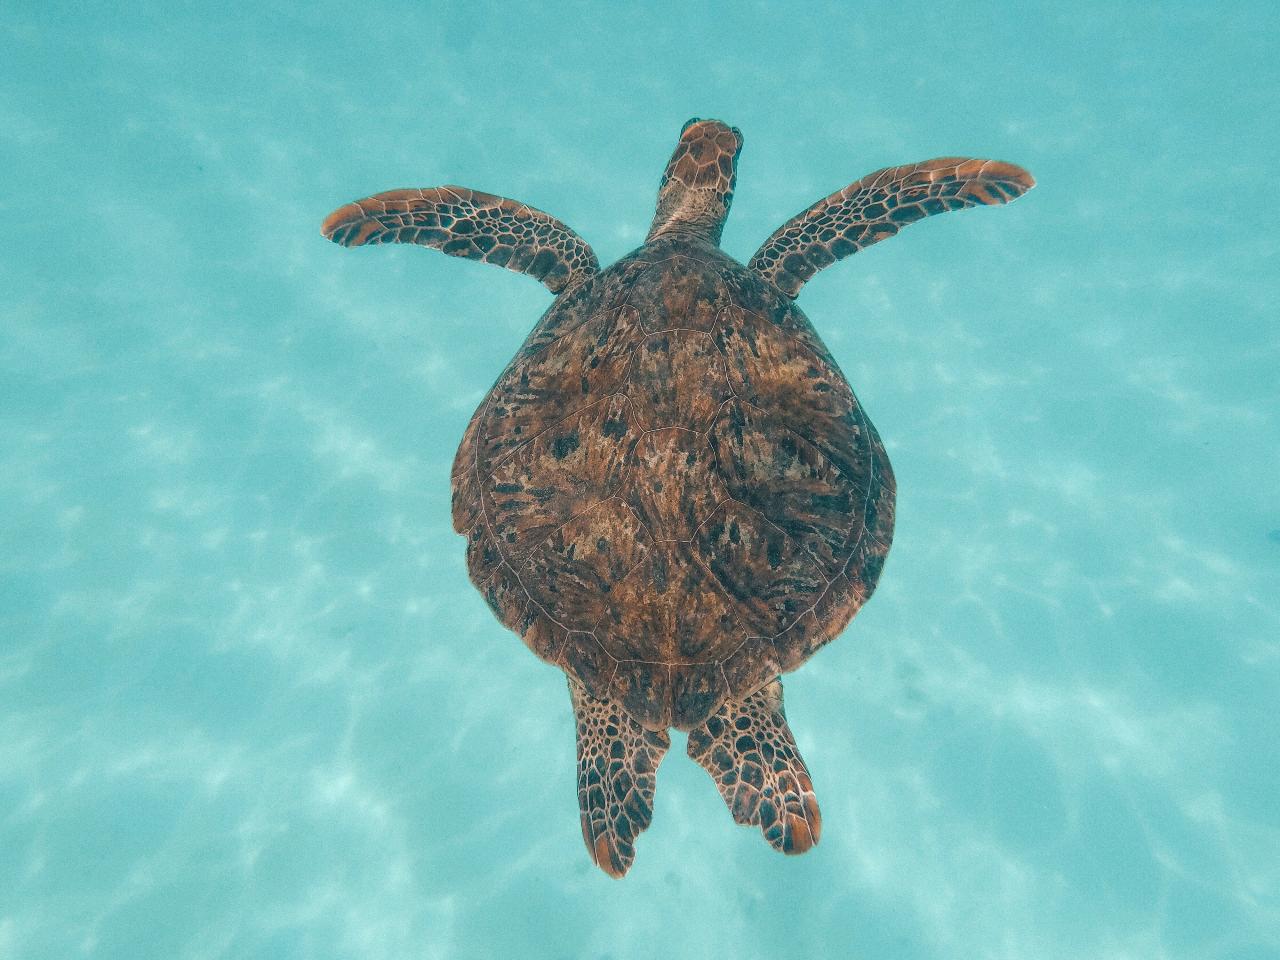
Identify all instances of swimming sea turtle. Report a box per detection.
[322,119,1033,877]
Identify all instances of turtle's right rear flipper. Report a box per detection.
[687,678,821,854]
[569,679,670,878]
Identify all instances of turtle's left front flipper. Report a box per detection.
[749,158,1034,298]
[322,187,599,294]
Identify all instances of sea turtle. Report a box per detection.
[322,119,1033,877]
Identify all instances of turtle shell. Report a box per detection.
[452,236,895,731]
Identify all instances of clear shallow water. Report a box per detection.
[2,2,1278,958]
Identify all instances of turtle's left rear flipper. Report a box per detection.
[322,186,599,294]
[687,678,821,854]
[569,679,670,878]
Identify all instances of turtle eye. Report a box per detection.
[681,117,703,134]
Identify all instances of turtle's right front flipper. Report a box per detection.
[321,186,599,294]
[749,158,1034,298]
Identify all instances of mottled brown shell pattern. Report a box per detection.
[451,236,896,732]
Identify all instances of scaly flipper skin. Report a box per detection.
[569,679,671,878]
[749,158,1035,298]
[686,679,821,855]
[321,187,599,294]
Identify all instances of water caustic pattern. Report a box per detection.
[11,6,1280,956]
[452,242,895,733]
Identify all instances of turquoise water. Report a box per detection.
[3,2,1278,957]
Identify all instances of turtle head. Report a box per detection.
[646,118,742,246]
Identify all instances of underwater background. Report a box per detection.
[2,2,1277,958]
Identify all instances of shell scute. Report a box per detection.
[692,500,827,637]
[706,399,863,580]
[596,547,676,661]
[571,631,618,699]
[484,394,638,557]
[628,329,730,430]
[720,640,780,700]
[522,497,652,629]
[596,542,742,665]
[613,661,673,729]
[481,563,531,632]
[480,304,641,464]
[624,428,728,543]
[465,523,503,586]
[521,606,566,664]
[625,255,730,333]
[715,303,864,478]
[671,663,730,729]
